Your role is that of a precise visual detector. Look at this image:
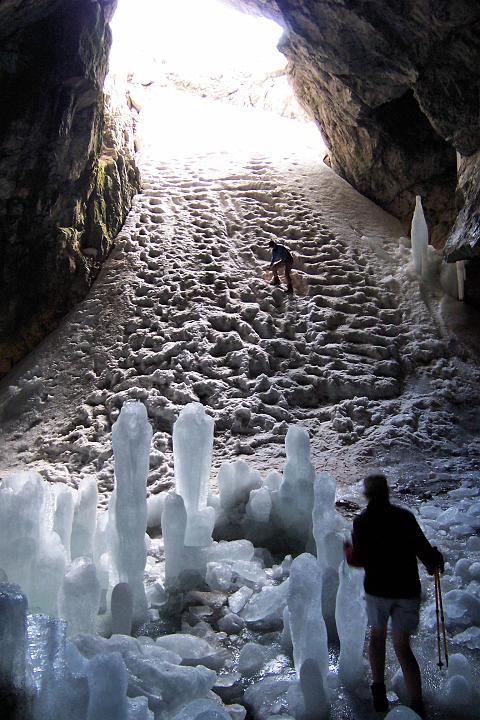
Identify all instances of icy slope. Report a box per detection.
[0,90,479,503]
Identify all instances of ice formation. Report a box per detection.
[1,401,480,720]
[410,195,428,276]
[0,471,66,617]
[0,583,28,710]
[287,553,329,716]
[173,403,215,546]
[58,557,101,636]
[271,426,315,551]
[385,707,422,719]
[312,471,343,637]
[71,476,98,561]
[108,401,152,624]
[335,559,367,689]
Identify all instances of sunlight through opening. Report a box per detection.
[108,0,324,160]
[109,0,285,79]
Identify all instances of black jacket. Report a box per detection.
[347,500,440,598]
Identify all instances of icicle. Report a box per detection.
[410,195,429,276]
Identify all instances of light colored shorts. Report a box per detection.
[365,594,421,634]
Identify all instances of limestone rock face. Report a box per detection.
[0,0,138,373]
[231,0,479,265]
[445,150,480,306]
[445,151,480,261]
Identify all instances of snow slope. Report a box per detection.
[1,87,480,720]
[0,88,479,507]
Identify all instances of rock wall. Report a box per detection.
[0,0,138,374]
[227,0,480,293]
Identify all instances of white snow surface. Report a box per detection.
[1,88,479,497]
[0,89,480,720]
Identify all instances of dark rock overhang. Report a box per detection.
[221,0,480,262]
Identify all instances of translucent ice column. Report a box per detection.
[30,614,70,720]
[335,559,367,689]
[173,403,215,546]
[410,195,428,276]
[0,472,45,599]
[53,485,75,562]
[0,472,67,616]
[0,583,29,713]
[162,493,206,590]
[109,401,152,625]
[71,476,98,561]
[312,472,343,639]
[58,558,101,636]
[287,553,329,716]
[272,426,315,551]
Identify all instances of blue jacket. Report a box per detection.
[270,244,293,266]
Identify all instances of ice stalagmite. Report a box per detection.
[109,401,152,624]
[287,553,329,718]
[0,584,29,718]
[312,471,343,639]
[0,472,67,617]
[71,476,98,561]
[335,559,367,689]
[410,195,428,276]
[162,492,206,589]
[58,558,101,636]
[272,426,315,551]
[111,582,133,636]
[312,472,339,567]
[30,615,69,720]
[0,472,45,601]
[53,486,75,562]
[173,403,215,546]
[216,460,262,538]
[31,534,66,617]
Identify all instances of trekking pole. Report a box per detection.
[436,569,449,668]
[434,569,449,669]
[434,570,443,669]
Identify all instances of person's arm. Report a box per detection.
[344,520,365,568]
[413,516,444,574]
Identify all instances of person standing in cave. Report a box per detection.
[344,473,444,719]
[267,240,294,294]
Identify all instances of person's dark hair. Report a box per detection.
[364,473,389,502]
[268,240,276,248]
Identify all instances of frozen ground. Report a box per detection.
[0,88,478,504]
[0,87,480,720]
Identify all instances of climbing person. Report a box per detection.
[344,473,444,719]
[267,240,294,293]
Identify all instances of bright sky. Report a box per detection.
[109,0,285,78]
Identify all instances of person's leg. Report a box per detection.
[285,259,294,292]
[392,631,424,716]
[369,627,389,711]
[391,598,424,718]
[369,626,388,684]
[271,261,282,285]
[365,595,390,712]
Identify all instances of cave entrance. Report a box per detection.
[108,0,318,158]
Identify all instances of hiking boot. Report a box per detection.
[271,277,281,286]
[370,682,389,712]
